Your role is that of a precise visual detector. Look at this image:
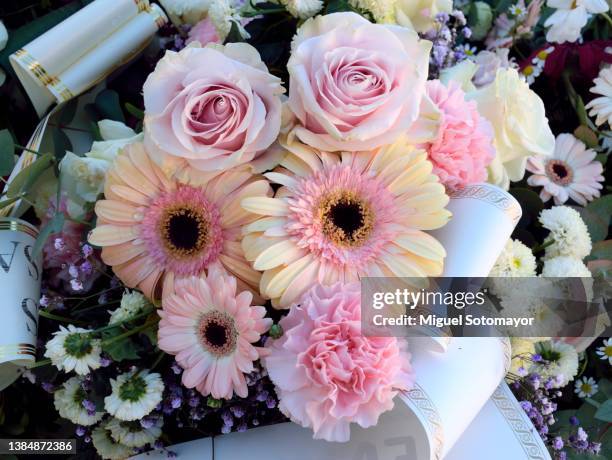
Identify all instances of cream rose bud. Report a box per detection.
[395,0,453,33]
[286,12,432,152]
[470,68,555,189]
[143,43,284,172]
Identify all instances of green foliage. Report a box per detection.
[93,89,125,123]
[467,2,493,40]
[6,152,54,199]
[0,129,15,176]
[594,400,612,422]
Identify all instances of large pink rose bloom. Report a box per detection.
[286,12,431,152]
[424,80,495,191]
[143,43,284,171]
[264,282,414,442]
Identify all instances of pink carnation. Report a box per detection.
[263,282,414,442]
[424,80,495,191]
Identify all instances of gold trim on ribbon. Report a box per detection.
[0,343,36,360]
[14,49,58,87]
[403,383,444,460]
[135,0,150,13]
[449,184,522,224]
[0,219,39,239]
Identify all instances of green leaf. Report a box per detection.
[574,125,599,149]
[0,195,23,210]
[225,21,246,44]
[509,188,544,224]
[0,129,15,176]
[571,205,608,243]
[588,240,612,261]
[6,153,54,199]
[468,2,493,41]
[94,89,125,123]
[33,212,64,257]
[125,102,144,120]
[595,399,612,422]
[58,99,79,125]
[52,127,73,161]
[102,339,140,362]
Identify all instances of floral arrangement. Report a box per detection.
[0,1,610,459]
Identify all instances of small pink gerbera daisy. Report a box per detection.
[424,80,495,191]
[526,133,604,206]
[158,269,271,399]
[88,142,271,299]
[242,138,450,308]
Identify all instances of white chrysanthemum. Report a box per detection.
[541,256,592,277]
[106,417,163,448]
[44,325,102,375]
[0,21,7,51]
[104,370,164,421]
[509,338,536,376]
[53,376,104,426]
[490,239,537,277]
[531,340,579,386]
[539,206,592,260]
[279,0,323,19]
[585,67,612,127]
[544,0,609,44]
[109,291,150,325]
[159,0,211,25]
[574,376,598,398]
[350,0,397,23]
[596,338,612,364]
[92,424,133,460]
[208,0,248,41]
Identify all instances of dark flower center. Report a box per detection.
[319,190,374,247]
[198,311,237,357]
[545,160,573,186]
[160,205,209,258]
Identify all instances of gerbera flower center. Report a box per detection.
[198,311,237,357]
[545,160,573,185]
[118,375,146,402]
[160,205,209,257]
[63,333,93,358]
[318,190,374,248]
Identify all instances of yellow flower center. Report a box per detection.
[604,346,612,357]
[536,50,549,60]
[513,258,522,268]
[318,190,374,248]
[523,66,535,76]
[581,383,592,393]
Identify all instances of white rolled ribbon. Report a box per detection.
[0,218,42,390]
[9,0,167,115]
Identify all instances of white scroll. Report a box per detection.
[0,218,42,390]
[9,0,167,116]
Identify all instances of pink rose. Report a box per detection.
[186,18,220,46]
[286,12,431,152]
[264,282,414,442]
[143,43,284,171]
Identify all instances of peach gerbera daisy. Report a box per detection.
[158,269,272,399]
[241,137,451,308]
[88,142,271,299]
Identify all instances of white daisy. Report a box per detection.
[585,67,612,127]
[544,0,609,44]
[490,239,537,277]
[44,325,102,375]
[596,338,612,364]
[279,0,323,19]
[106,416,163,448]
[531,340,579,386]
[574,376,599,398]
[92,423,133,460]
[109,291,151,325]
[539,206,592,260]
[104,370,164,421]
[541,256,592,277]
[509,2,527,19]
[53,376,104,426]
[527,133,604,206]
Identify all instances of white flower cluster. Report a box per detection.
[531,340,579,387]
[490,239,537,277]
[44,325,102,375]
[109,291,151,325]
[544,0,609,44]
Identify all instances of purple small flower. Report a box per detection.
[40,295,49,307]
[552,437,563,450]
[82,244,93,258]
[82,399,96,412]
[100,356,112,367]
[80,261,93,276]
[171,362,183,375]
[532,354,543,362]
[576,427,588,442]
[84,436,91,444]
[255,390,268,402]
[189,396,200,408]
[569,416,579,426]
[558,452,566,460]
[68,264,79,278]
[170,396,182,409]
[237,422,248,432]
[70,279,84,291]
[266,396,277,409]
[154,440,164,449]
[75,426,86,437]
[520,401,533,411]
[230,406,244,418]
[167,452,177,459]
[41,381,55,393]
[462,27,472,39]
[140,417,156,429]
[54,238,65,251]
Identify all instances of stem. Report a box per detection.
[93,307,156,334]
[29,358,51,369]
[14,144,42,156]
[532,239,555,254]
[66,216,92,227]
[101,320,157,346]
[73,299,120,315]
[585,397,601,408]
[151,350,166,370]
[47,123,90,133]
[38,310,87,326]
[602,12,612,27]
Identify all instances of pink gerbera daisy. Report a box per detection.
[264,282,414,442]
[88,142,271,299]
[158,269,271,399]
[241,138,450,308]
[526,133,604,205]
[424,80,495,191]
